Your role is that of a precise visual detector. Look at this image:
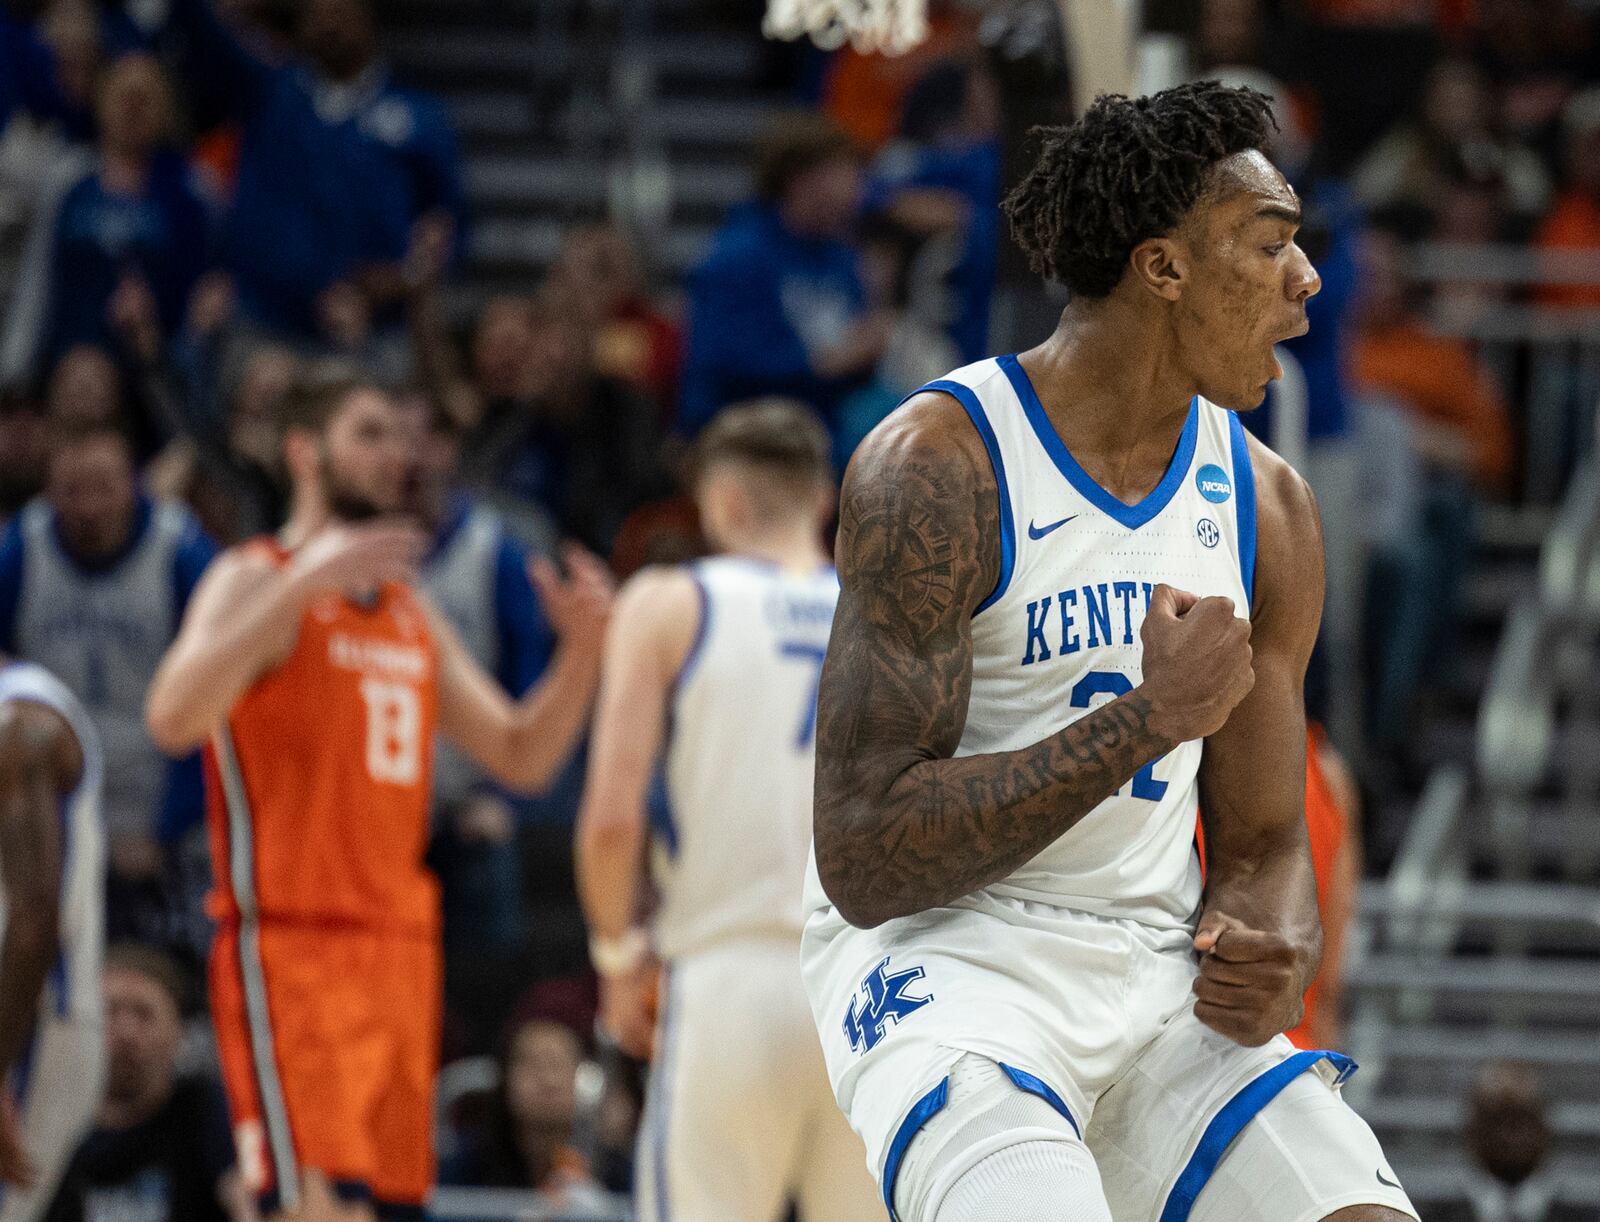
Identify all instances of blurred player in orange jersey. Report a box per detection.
[1197,723,1359,1051]
[1288,724,1361,1052]
[144,367,612,1221]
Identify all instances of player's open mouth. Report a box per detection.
[1264,345,1287,383]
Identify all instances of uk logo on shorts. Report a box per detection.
[843,957,933,1055]
[1196,464,1233,504]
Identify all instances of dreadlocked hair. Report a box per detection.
[1002,81,1278,299]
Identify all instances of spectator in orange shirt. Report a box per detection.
[821,0,978,150]
[548,226,684,428]
[1351,228,1514,495]
[1352,228,1513,759]
[1534,87,1600,311]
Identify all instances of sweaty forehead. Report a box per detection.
[1203,150,1298,224]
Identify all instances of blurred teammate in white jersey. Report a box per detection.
[576,400,878,1222]
[0,660,103,1222]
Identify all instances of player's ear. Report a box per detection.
[1129,237,1187,302]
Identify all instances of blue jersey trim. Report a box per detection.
[647,767,679,858]
[1228,412,1258,609]
[882,1077,950,1221]
[51,795,69,1017]
[12,1030,37,1107]
[999,354,1199,532]
[676,567,711,691]
[1158,1050,1356,1222]
[915,379,1016,614]
[654,567,711,859]
[0,516,25,653]
[997,1063,1081,1137]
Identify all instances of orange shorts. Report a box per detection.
[210,921,441,1210]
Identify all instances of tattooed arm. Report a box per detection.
[813,396,1256,929]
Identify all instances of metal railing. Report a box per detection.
[433,1188,630,1221]
[1409,241,1600,507]
[1474,455,1600,882]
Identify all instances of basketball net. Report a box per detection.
[762,0,929,55]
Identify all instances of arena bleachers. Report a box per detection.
[4,0,1600,1217]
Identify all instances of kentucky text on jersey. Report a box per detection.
[765,588,838,631]
[1021,581,1157,665]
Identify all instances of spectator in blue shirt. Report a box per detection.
[0,4,73,133]
[0,421,217,948]
[681,114,890,437]
[863,59,1002,366]
[163,0,468,345]
[408,397,589,1051]
[410,397,558,840]
[30,54,215,376]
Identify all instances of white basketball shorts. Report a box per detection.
[800,890,1420,1221]
[636,935,880,1222]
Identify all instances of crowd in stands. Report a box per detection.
[0,0,1596,1215]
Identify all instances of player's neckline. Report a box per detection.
[998,354,1199,532]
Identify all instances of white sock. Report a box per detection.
[932,1137,1114,1222]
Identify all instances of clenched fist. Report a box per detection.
[1192,910,1311,1046]
[1139,584,1254,742]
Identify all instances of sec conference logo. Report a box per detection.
[1196,464,1232,504]
[1197,518,1220,549]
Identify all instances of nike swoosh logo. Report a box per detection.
[1028,515,1077,540]
[1376,1170,1402,1189]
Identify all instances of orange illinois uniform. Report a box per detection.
[204,540,441,1213]
[1194,725,1349,1050]
[1285,724,1348,1050]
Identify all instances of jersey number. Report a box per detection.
[779,641,828,749]
[1070,671,1168,802]
[359,678,421,785]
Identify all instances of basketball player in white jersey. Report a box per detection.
[576,401,879,1222]
[0,660,103,1222]
[802,82,1420,1222]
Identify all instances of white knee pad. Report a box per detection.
[894,1055,1112,1222]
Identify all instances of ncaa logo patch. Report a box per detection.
[1196,463,1233,504]
[1197,518,1221,549]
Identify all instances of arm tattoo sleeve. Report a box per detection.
[813,421,1176,927]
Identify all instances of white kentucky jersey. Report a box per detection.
[653,556,840,961]
[926,354,1253,929]
[0,661,105,1026]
